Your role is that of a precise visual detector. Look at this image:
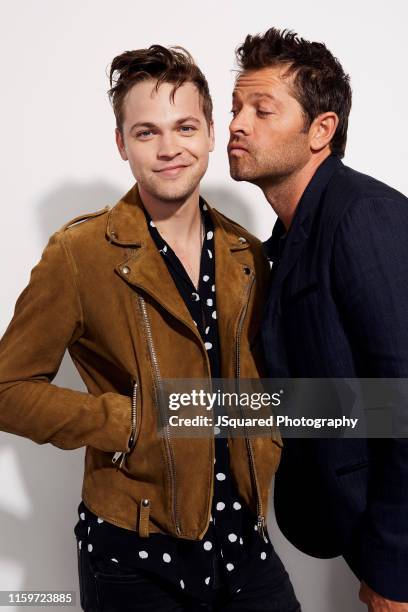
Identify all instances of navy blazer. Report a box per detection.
[262,154,408,602]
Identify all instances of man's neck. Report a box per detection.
[138,185,202,248]
[261,150,331,230]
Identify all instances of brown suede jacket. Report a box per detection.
[0,184,282,540]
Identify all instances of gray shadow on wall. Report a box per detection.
[201,185,253,231]
[0,181,124,611]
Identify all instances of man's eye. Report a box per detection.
[179,126,195,133]
[257,110,273,117]
[136,130,153,138]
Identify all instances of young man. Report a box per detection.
[228,28,408,611]
[0,46,298,611]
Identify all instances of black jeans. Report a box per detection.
[77,542,301,612]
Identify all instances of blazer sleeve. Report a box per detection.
[0,230,132,452]
[333,195,408,601]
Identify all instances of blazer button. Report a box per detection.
[110,231,117,240]
[122,266,130,274]
[243,266,251,275]
[142,498,150,507]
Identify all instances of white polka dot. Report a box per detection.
[111,558,118,563]
[261,551,267,560]
[216,472,226,481]
[211,284,215,292]
[207,231,213,240]
[78,541,82,550]
[87,526,90,535]
[233,501,241,510]
[205,342,213,350]
[203,541,212,551]
[193,320,198,326]
[139,550,148,559]
[216,502,225,511]
[192,292,200,301]
[97,517,104,524]
[226,563,234,571]
[220,549,224,558]
[228,533,238,542]
[205,576,210,585]
[180,579,185,589]
[214,426,221,435]
[163,553,171,563]
[236,588,241,593]
[80,512,85,521]
[239,537,243,545]
[206,298,213,306]
[203,275,210,282]
[207,249,213,259]
[150,220,155,227]
[163,245,167,253]
[87,544,93,552]
[254,525,258,531]
[205,326,210,334]
[212,311,217,319]
[203,204,208,211]
[264,535,269,543]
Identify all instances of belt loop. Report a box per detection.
[138,499,150,537]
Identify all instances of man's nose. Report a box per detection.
[229,111,251,137]
[157,133,182,159]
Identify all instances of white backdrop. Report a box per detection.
[0,1,407,610]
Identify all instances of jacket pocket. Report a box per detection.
[112,378,139,469]
[335,460,369,477]
[286,281,319,304]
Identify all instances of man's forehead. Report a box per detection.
[233,65,293,96]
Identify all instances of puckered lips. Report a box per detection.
[228,141,249,156]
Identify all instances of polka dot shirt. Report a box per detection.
[75,199,273,602]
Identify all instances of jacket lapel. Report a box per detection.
[106,185,253,340]
[264,155,343,316]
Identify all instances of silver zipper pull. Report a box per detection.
[112,451,126,470]
[257,515,268,540]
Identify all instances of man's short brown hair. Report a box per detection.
[236,28,352,158]
[108,45,213,133]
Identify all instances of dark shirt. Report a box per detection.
[74,199,273,602]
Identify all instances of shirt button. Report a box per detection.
[122,266,130,274]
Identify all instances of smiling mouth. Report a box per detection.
[155,165,190,176]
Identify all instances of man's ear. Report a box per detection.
[115,128,128,161]
[309,112,339,153]
[208,121,215,153]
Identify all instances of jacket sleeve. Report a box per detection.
[0,230,132,452]
[333,195,408,601]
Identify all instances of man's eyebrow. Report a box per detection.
[247,92,278,102]
[232,92,278,104]
[175,115,201,125]
[130,121,157,132]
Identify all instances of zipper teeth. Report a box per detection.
[129,381,138,449]
[138,295,181,535]
[235,271,266,539]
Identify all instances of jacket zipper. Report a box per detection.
[138,295,181,536]
[112,380,138,470]
[235,270,267,541]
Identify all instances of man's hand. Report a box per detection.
[359,582,408,611]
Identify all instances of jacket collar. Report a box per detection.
[106,184,253,337]
[106,184,250,252]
